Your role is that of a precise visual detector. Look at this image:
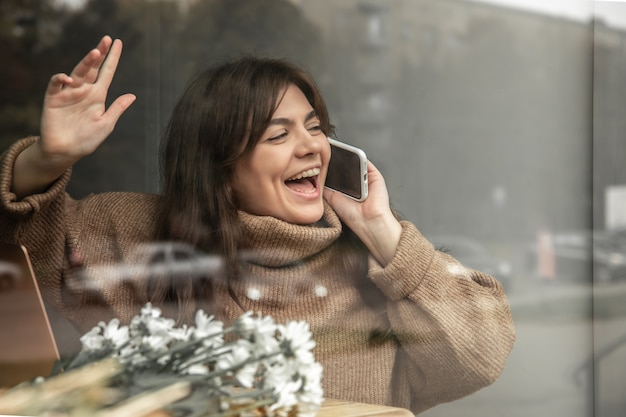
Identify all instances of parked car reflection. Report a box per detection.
[592,231,626,284]
[427,235,513,291]
[525,230,626,284]
[76,242,223,290]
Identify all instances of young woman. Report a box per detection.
[0,36,515,414]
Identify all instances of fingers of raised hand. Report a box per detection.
[69,36,114,86]
[47,73,73,95]
[94,38,123,90]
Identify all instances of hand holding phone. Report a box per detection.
[325,138,368,202]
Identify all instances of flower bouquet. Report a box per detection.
[0,303,323,417]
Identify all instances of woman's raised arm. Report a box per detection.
[11,36,135,199]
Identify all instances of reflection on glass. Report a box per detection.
[0,0,625,416]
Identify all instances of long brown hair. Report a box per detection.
[153,56,335,317]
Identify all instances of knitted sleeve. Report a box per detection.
[0,137,72,268]
[367,221,516,414]
[0,136,72,225]
[0,137,157,331]
[0,137,100,326]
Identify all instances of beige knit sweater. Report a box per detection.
[0,137,515,414]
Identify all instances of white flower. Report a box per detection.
[168,324,193,342]
[235,363,258,389]
[216,340,257,388]
[129,303,175,338]
[267,321,323,415]
[297,362,324,410]
[277,321,316,365]
[268,371,301,412]
[142,332,173,351]
[250,314,280,356]
[103,319,130,347]
[265,351,323,416]
[233,311,256,339]
[79,326,105,351]
[264,359,299,389]
[80,319,129,353]
[233,311,280,356]
[127,351,149,367]
[184,363,210,375]
[67,304,323,417]
[145,315,176,335]
[140,302,161,318]
[194,309,224,347]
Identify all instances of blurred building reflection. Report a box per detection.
[2,0,626,416]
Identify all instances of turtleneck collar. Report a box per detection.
[237,201,343,267]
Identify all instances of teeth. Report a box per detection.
[287,167,320,181]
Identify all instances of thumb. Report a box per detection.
[104,93,136,125]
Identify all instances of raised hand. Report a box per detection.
[12,36,135,199]
[324,161,402,266]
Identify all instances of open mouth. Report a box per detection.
[285,168,320,194]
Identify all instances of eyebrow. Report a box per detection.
[268,110,318,127]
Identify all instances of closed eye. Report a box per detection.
[266,131,288,142]
[308,124,322,134]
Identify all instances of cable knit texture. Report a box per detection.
[0,137,515,414]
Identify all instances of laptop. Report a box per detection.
[0,243,61,388]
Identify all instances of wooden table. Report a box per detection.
[317,399,414,416]
[0,391,414,417]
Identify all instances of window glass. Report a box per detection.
[0,1,624,416]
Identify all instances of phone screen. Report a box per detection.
[326,141,368,201]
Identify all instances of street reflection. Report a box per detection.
[1,0,625,416]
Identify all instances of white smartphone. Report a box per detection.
[325,138,368,202]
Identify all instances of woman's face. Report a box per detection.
[231,84,331,224]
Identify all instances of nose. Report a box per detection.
[294,129,324,157]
